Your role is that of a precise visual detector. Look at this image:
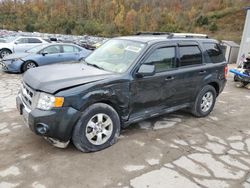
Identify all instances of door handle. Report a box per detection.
[165,76,175,81]
[199,70,207,74]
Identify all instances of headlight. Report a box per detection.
[37,92,64,110]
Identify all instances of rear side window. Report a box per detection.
[144,47,176,72]
[63,45,80,53]
[203,42,225,63]
[28,38,42,43]
[179,46,202,67]
[42,45,61,54]
[74,47,81,52]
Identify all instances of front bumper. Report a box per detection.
[0,61,8,71]
[16,94,81,142]
[0,59,22,73]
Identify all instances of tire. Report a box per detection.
[234,75,239,82]
[72,103,120,152]
[22,61,37,72]
[191,85,216,117]
[0,49,12,58]
[78,57,84,61]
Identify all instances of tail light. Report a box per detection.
[224,65,228,79]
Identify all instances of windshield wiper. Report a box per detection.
[86,62,104,70]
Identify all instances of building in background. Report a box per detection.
[221,40,239,64]
[237,7,250,65]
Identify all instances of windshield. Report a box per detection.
[26,44,49,53]
[85,39,146,73]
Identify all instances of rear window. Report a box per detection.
[63,45,80,53]
[203,42,225,63]
[179,46,202,67]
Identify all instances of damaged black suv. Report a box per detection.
[16,32,227,152]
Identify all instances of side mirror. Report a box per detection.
[14,42,18,45]
[41,52,48,56]
[136,64,155,78]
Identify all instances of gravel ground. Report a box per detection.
[0,64,250,188]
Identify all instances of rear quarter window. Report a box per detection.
[63,45,80,53]
[203,42,225,63]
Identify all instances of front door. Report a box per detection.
[130,45,178,119]
[37,45,64,65]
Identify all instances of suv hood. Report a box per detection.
[23,63,116,93]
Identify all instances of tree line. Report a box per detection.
[0,0,248,36]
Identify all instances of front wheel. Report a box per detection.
[22,61,37,72]
[191,85,216,117]
[72,103,120,152]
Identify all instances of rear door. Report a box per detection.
[61,45,81,62]
[172,43,208,105]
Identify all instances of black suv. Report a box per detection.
[16,33,227,152]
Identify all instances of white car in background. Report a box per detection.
[0,36,48,58]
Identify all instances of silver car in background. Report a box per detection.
[0,36,48,58]
[0,43,92,73]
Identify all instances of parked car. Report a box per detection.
[0,36,48,58]
[16,33,227,152]
[0,38,6,43]
[0,43,92,72]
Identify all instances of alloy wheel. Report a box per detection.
[85,113,113,145]
[26,62,36,69]
[201,91,214,112]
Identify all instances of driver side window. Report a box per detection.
[16,38,29,44]
[42,45,61,54]
[144,47,176,73]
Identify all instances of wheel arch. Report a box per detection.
[207,82,219,96]
[0,48,13,53]
[88,100,124,121]
[79,97,128,126]
[21,60,38,72]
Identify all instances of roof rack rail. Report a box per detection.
[135,32,209,38]
[167,33,209,39]
[135,32,172,36]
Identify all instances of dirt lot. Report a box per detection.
[0,65,250,188]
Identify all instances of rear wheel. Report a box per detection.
[191,85,216,117]
[22,61,37,72]
[72,103,120,152]
[234,75,239,82]
[0,49,12,58]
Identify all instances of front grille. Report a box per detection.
[21,83,35,108]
